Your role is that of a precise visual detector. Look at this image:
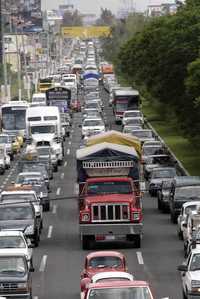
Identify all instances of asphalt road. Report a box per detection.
[0,87,184,299]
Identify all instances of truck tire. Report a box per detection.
[82,236,90,250]
[134,235,141,248]
[34,231,40,247]
[157,198,162,210]
[54,165,58,172]
[44,201,50,212]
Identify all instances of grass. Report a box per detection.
[142,100,200,175]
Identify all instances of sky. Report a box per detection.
[42,0,174,15]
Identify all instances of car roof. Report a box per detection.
[92,272,134,282]
[0,231,24,237]
[88,280,149,289]
[18,172,42,176]
[86,251,125,260]
[182,201,200,208]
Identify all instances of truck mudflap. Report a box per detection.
[80,223,143,236]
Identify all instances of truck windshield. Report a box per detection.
[1,194,36,203]
[0,257,26,276]
[2,107,26,130]
[116,102,128,112]
[87,181,132,195]
[30,125,55,134]
[87,287,152,299]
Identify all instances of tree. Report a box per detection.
[96,8,115,26]
[62,10,83,26]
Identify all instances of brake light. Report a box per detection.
[80,209,91,223]
[131,208,142,223]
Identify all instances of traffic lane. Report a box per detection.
[32,113,82,299]
[101,87,184,298]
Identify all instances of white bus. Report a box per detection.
[1,101,29,138]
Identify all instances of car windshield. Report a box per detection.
[0,136,8,143]
[0,236,26,248]
[87,181,132,195]
[0,206,33,220]
[143,146,162,156]
[152,169,175,179]
[89,256,122,268]
[1,194,36,203]
[30,125,55,134]
[132,130,152,138]
[87,287,152,299]
[190,253,200,271]
[185,205,198,215]
[175,187,200,199]
[84,120,104,127]
[17,177,41,186]
[0,257,26,276]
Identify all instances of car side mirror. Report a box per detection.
[177,264,188,272]
[30,266,35,272]
[80,277,90,292]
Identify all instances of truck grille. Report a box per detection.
[0,282,18,292]
[91,203,130,222]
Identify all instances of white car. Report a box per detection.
[178,248,200,298]
[123,125,142,134]
[122,110,144,126]
[0,231,33,269]
[131,129,155,143]
[177,201,200,240]
[81,118,105,138]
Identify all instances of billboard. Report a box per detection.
[61,26,111,38]
[6,0,43,33]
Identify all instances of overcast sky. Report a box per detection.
[42,0,172,15]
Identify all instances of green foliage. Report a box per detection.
[62,10,83,26]
[117,1,200,142]
[96,8,115,26]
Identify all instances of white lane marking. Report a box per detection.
[39,255,48,272]
[61,173,64,179]
[56,188,61,196]
[7,173,11,178]
[68,140,71,145]
[4,178,9,182]
[33,296,38,299]
[52,204,57,214]
[74,183,79,195]
[71,129,74,133]
[136,252,144,265]
[67,149,70,155]
[64,161,67,167]
[47,225,53,238]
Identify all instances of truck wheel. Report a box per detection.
[82,236,90,250]
[44,202,50,212]
[10,154,14,161]
[157,199,162,210]
[134,235,141,248]
[34,231,40,247]
[54,165,58,172]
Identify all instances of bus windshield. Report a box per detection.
[2,107,26,130]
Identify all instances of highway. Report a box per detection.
[0,88,183,299]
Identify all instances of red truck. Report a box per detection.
[76,142,142,249]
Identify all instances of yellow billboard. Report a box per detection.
[61,26,111,38]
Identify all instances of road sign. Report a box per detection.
[61,26,111,38]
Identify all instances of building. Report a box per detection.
[0,0,2,65]
[146,2,178,17]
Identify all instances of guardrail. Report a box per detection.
[144,118,189,176]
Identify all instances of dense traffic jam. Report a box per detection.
[0,39,199,299]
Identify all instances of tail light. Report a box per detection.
[80,209,91,223]
[131,208,142,223]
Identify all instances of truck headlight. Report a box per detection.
[25,225,34,235]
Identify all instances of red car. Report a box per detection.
[71,100,81,112]
[80,251,127,291]
[83,280,154,299]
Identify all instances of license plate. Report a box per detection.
[105,235,115,241]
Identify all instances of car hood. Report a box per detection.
[189,271,200,280]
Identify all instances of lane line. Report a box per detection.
[52,204,57,214]
[136,252,144,265]
[47,225,53,238]
[56,188,61,196]
[33,296,38,299]
[67,149,70,155]
[74,183,79,195]
[39,255,48,272]
[64,161,67,167]
[61,173,64,179]
[68,140,71,145]
[71,129,74,133]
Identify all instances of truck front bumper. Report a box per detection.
[80,223,143,236]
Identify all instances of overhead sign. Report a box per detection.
[61,26,111,38]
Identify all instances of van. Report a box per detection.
[31,93,46,106]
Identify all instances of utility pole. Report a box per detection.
[1,0,8,101]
